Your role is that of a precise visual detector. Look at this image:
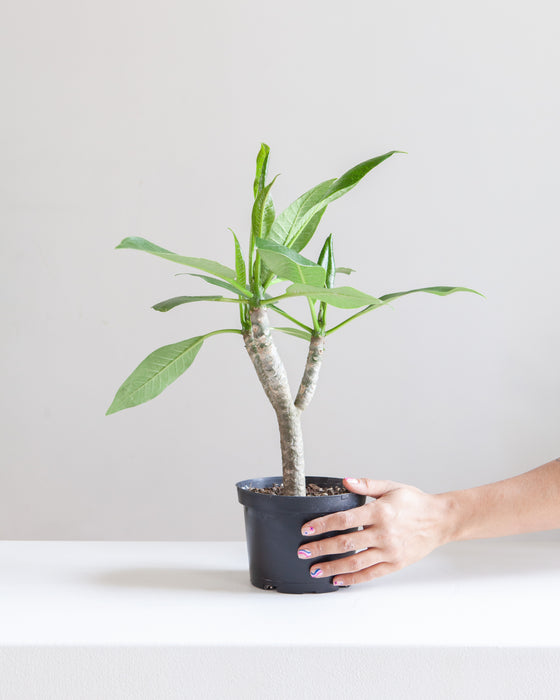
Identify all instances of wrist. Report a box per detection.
[434,490,466,544]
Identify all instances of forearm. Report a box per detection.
[441,458,560,542]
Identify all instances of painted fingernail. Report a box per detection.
[302,526,315,536]
[344,478,358,484]
[298,549,312,559]
[310,567,323,578]
[333,578,344,586]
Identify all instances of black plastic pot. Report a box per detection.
[236,475,366,594]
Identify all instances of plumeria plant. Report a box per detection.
[107,144,481,496]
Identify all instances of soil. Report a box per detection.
[247,482,348,496]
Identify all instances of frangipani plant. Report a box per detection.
[107,145,481,496]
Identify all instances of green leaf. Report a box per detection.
[251,175,279,243]
[283,284,383,309]
[230,229,247,287]
[268,179,336,249]
[317,234,336,289]
[256,239,326,286]
[184,273,252,298]
[253,143,270,199]
[379,286,485,303]
[152,295,230,312]
[272,326,313,341]
[116,237,236,281]
[106,336,205,414]
[317,235,335,329]
[283,151,402,251]
[332,151,400,197]
[336,267,356,275]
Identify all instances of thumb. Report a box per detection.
[343,477,397,498]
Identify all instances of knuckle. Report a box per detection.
[312,538,325,555]
[383,536,400,557]
[376,501,395,524]
[377,529,393,548]
[340,535,356,552]
[338,511,353,530]
[345,554,362,572]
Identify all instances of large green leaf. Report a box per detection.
[268,179,336,249]
[283,284,383,309]
[116,237,236,281]
[106,336,205,414]
[253,143,270,199]
[283,151,401,250]
[152,295,230,312]
[256,239,326,286]
[272,326,313,341]
[379,286,484,303]
[185,273,252,298]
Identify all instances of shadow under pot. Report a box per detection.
[236,475,366,594]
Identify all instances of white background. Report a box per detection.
[1,0,559,540]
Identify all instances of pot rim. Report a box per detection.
[236,475,363,512]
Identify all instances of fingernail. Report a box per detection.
[344,478,358,484]
[302,526,315,536]
[333,578,344,586]
[298,549,312,559]
[310,567,323,578]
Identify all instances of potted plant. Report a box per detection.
[107,144,481,593]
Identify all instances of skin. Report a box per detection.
[298,458,560,586]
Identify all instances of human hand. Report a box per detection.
[298,477,452,585]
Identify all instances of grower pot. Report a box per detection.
[236,475,366,594]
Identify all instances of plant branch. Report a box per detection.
[307,298,320,334]
[260,292,290,305]
[267,305,313,333]
[243,306,306,496]
[205,328,245,338]
[325,303,385,335]
[294,335,325,411]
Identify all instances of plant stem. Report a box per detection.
[268,305,313,333]
[212,298,250,304]
[307,298,320,334]
[243,306,306,496]
[260,293,290,305]
[325,303,382,335]
[253,251,261,291]
[294,335,325,410]
[205,328,245,338]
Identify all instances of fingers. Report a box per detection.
[332,562,397,586]
[307,548,389,582]
[297,528,374,560]
[301,502,374,536]
[343,477,398,497]
[300,479,399,536]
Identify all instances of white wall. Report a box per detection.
[1,0,559,540]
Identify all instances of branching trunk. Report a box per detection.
[243,307,306,496]
[295,335,325,410]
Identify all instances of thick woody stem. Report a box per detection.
[294,335,325,411]
[243,306,306,496]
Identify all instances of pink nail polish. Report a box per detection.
[345,478,358,484]
[302,526,315,536]
[298,549,312,559]
[310,567,322,578]
[333,578,344,586]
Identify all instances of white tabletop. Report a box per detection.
[1,539,559,648]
